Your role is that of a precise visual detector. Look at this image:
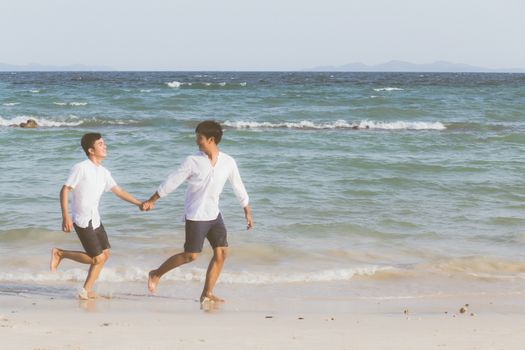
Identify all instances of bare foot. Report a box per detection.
[200,294,225,304]
[50,248,61,272]
[78,288,97,300]
[148,270,160,293]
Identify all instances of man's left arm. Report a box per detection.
[229,159,252,230]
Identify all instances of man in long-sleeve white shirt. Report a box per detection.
[143,120,252,304]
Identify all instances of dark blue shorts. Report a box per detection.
[184,214,228,253]
[73,221,110,258]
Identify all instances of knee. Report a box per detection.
[214,248,227,262]
[92,252,108,265]
[183,252,198,263]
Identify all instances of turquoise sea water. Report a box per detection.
[1,72,524,299]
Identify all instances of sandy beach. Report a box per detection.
[1,284,524,350]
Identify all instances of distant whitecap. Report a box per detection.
[373,87,404,92]
[166,81,182,88]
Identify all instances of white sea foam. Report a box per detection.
[223,120,446,131]
[2,102,19,106]
[373,87,404,92]
[29,90,40,93]
[166,81,181,88]
[0,266,387,284]
[357,120,446,130]
[166,81,241,88]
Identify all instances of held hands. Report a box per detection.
[140,200,154,211]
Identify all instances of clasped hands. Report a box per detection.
[139,200,154,211]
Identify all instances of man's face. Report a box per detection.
[195,133,213,152]
[90,138,107,158]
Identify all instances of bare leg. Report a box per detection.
[200,247,227,303]
[50,247,93,272]
[148,252,197,293]
[81,250,110,298]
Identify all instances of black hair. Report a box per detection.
[80,133,102,156]
[195,120,223,145]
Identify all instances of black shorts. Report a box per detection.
[73,221,111,258]
[184,214,228,253]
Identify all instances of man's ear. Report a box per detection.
[88,147,95,155]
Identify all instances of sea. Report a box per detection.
[1,71,524,303]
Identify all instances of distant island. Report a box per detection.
[308,60,525,73]
[0,63,113,71]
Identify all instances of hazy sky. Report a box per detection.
[1,0,523,70]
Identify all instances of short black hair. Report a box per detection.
[81,133,102,156]
[195,120,223,144]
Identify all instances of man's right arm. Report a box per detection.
[60,185,74,232]
[141,157,192,211]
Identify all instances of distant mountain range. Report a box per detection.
[0,63,113,71]
[309,60,525,73]
[1,60,524,72]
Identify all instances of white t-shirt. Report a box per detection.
[158,151,249,221]
[65,159,117,229]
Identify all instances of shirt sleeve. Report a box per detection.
[104,170,118,192]
[64,163,83,189]
[228,158,249,208]
[157,157,193,197]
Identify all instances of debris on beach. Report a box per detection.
[459,304,469,314]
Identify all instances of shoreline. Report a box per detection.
[2,284,524,349]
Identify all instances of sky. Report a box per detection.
[1,0,524,71]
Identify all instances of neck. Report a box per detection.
[88,155,103,166]
[203,146,219,158]
[202,147,219,165]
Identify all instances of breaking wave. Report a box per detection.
[0,266,387,284]
[165,81,247,88]
[53,102,88,106]
[223,120,446,130]
[0,116,83,127]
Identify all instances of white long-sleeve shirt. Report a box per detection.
[65,159,117,228]
[158,151,249,221]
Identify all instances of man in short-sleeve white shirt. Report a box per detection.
[142,120,253,304]
[50,133,142,300]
